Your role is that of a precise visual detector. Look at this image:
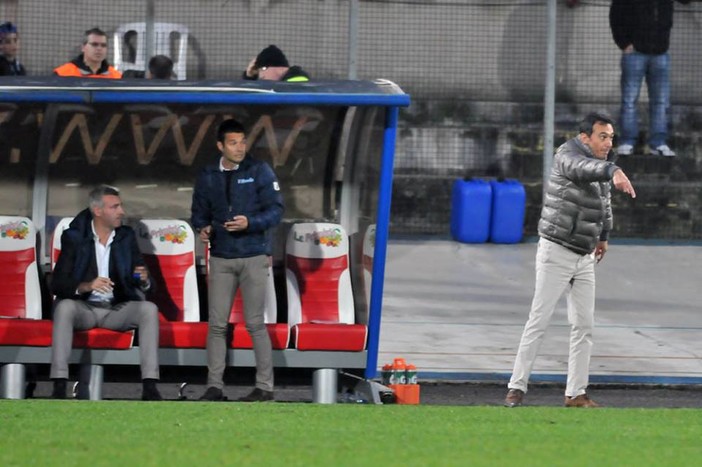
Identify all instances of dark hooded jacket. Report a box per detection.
[610,0,691,55]
[51,208,152,303]
[0,55,26,76]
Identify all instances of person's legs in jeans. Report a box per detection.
[619,52,647,147]
[564,254,596,398]
[240,255,274,392]
[646,53,670,149]
[206,256,238,389]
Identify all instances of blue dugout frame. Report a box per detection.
[0,77,410,379]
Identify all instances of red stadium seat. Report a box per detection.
[132,219,203,347]
[0,216,42,320]
[205,243,289,350]
[0,216,47,398]
[285,223,367,351]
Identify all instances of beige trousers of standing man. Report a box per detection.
[206,255,273,391]
[508,237,596,398]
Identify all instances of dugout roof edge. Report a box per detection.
[0,77,410,106]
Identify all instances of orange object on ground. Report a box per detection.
[389,384,421,405]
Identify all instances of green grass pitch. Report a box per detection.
[1,400,700,466]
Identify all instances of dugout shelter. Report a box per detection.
[0,77,410,401]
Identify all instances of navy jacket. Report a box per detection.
[191,154,284,259]
[51,208,152,303]
[0,55,26,76]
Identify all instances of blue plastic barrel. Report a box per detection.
[450,179,492,243]
[489,179,526,244]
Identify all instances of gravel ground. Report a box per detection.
[21,374,702,408]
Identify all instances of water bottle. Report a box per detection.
[405,364,418,385]
[381,364,392,386]
[393,358,407,385]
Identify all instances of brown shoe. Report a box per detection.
[564,394,600,408]
[504,388,524,407]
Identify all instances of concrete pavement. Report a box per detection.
[378,238,702,385]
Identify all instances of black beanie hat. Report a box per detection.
[255,45,289,68]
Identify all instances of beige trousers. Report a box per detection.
[508,238,596,397]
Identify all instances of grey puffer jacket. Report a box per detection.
[538,137,619,255]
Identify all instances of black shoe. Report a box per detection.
[25,381,37,399]
[51,379,67,400]
[141,380,163,401]
[237,388,274,402]
[199,386,227,401]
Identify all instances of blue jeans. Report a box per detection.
[619,51,670,148]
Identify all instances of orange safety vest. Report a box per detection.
[53,62,122,79]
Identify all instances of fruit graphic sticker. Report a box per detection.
[151,224,188,244]
[293,227,342,247]
[0,220,30,240]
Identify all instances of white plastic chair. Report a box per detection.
[113,22,188,80]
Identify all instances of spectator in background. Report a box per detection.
[147,54,174,80]
[50,185,162,401]
[504,112,636,409]
[242,44,309,82]
[121,69,145,79]
[54,27,122,78]
[610,0,691,157]
[191,119,284,402]
[0,22,26,76]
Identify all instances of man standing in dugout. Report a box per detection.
[191,118,284,402]
[505,112,636,408]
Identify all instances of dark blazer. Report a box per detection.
[51,208,153,303]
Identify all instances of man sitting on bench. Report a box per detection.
[49,185,162,401]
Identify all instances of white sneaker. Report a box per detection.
[616,144,634,156]
[652,145,676,157]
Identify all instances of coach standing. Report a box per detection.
[191,118,284,402]
[504,112,636,408]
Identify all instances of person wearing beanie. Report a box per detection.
[0,22,27,76]
[242,44,310,82]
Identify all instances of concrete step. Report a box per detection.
[390,173,702,239]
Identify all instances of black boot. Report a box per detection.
[51,379,67,400]
[141,378,163,401]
